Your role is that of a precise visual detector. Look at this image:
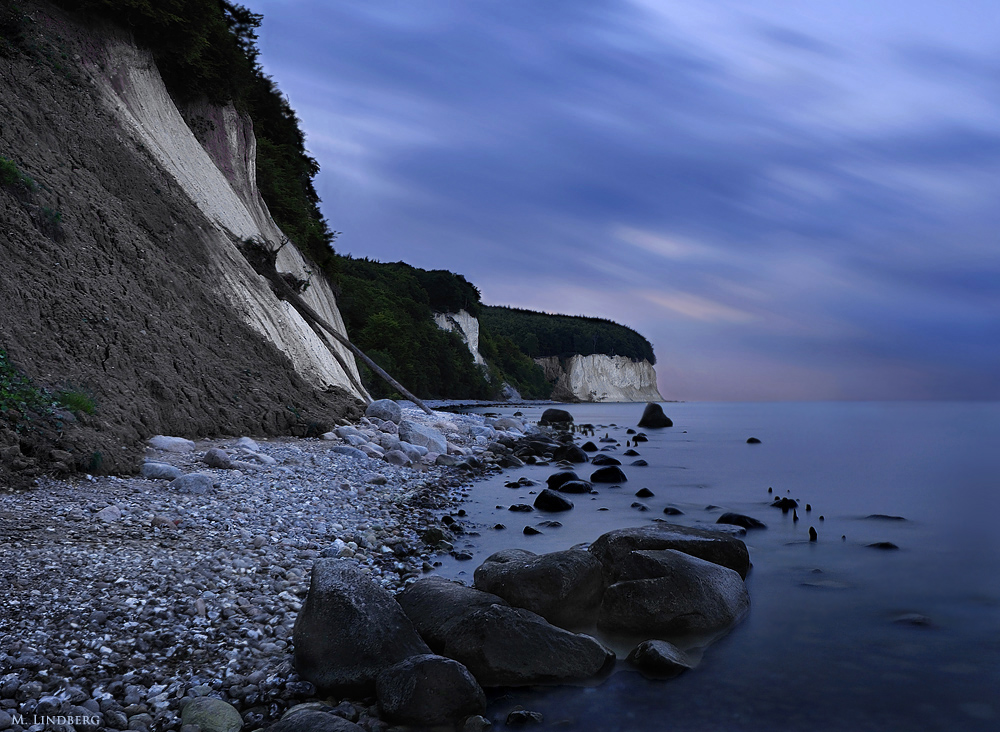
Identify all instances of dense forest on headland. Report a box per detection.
[19,1,653,401]
[480,307,656,364]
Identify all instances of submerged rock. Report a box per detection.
[626,639,692,678]
[717,512,766,530]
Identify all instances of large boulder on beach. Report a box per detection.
[376,654,486,726]
[293,560,430,695]
[598,549,750,636]
[442,605,614,687]
[398,420,448,454]
[169,472,217,494]
[492,417,526,433]
[140,462,183,480]
[589,523,751,579]
[366,399,402,424]
[474,549,605,628]
[398,577,510,652]
[398,576,613,687]
[539,408,574,426]
[637,403,673,428]
[264,711,363,732]
[181,698,244,732]
[148,435,195,452]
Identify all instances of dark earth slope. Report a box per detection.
[0,1,361,487]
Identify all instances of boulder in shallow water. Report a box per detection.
[717,512,767,530]
[376,654,485,726]
[591,466,628,484]
[598,549,750,636]
[590,454,622,466]
[294,560,430,695]
[589,523,750,579]
[626,640,692,678]
[539,408,574,426]
[637,403,673,428]
[533,489,574,512]
[552,444,588,463]
[546,471,580,490]
[555,480,594,494]
[474,548,605,628]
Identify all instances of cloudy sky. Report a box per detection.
[243,0,999,401]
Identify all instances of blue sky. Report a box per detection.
[243,0,999,400]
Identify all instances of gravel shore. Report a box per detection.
[0,408,506,732]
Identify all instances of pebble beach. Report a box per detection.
[0,407,514,732]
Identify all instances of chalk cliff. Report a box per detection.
[433,310,487,366]
[536,355,663,403]
[0,1,364,476]
[92,38,366,398]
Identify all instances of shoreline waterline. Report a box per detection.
[432,400,1000,731]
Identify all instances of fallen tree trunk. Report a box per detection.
[240,237,435,416]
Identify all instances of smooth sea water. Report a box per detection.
[435,402,1000,732]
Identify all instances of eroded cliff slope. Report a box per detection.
[0,1,364,478]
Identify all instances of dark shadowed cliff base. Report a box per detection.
[0,1,362,487]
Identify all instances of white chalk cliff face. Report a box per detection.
[433,310,487,366]
[88,35,367,400]
[536,355,663,403]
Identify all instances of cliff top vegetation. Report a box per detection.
[481,305,656,365]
